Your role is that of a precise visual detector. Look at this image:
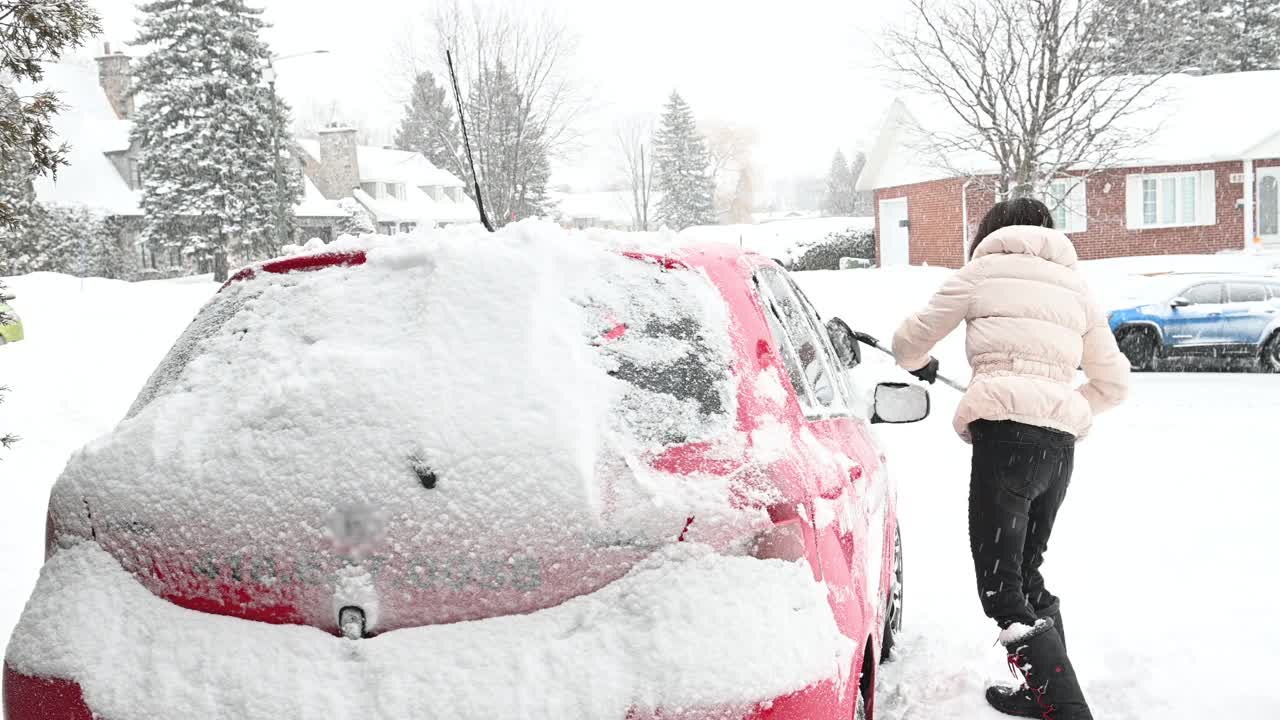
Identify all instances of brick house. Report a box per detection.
[857,71,1280,268]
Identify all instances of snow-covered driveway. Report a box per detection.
[2,267,1276,718]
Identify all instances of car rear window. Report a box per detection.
[126,289,257,418]
[583,261,735,448]
[128,252,737,450]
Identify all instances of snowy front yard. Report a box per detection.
[1,264,1276,718]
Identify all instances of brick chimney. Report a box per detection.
[317,125,361,199]
[95,42,133,119]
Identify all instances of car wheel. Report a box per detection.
[880,524,904,663]
[1262,332,1280,373]
[1117,327,1158,371]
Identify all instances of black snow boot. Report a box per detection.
[1036,601,1065,650]
[985,618,1093,720]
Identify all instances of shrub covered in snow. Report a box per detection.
[788,226,875,272]
[0,204,128,279]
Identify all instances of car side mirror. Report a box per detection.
[870,382,930,424]
[825,317,862,368]
[1170,296,1190,308]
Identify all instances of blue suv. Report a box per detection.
[1108,274,1280,372]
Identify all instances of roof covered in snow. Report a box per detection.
[859,70,1280,191]
[296,176,347,219]
[10,62,139,215]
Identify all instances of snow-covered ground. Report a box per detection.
[2,261,1277,718]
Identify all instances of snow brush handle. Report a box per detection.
[850,331,969,393]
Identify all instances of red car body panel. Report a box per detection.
[5,244,900,720]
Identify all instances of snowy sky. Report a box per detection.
[83,0,908,190]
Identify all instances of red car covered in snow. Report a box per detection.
[4,231,927,720]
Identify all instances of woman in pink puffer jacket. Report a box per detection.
[892,198,1129,720]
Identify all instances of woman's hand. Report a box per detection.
[908,357,940,384]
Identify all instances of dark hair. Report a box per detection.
[972,197,1055,257]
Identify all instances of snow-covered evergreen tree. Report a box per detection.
[394,72,459,172]
[334,197,375,237]
[1098,0,1279,73]
[464,60,552,225]
[130,0,302,281]
[0,0,101,232]
[0,97,39,272]
[0,203,126,278]
[823,149,857,216]
[654,91,714,230]
[1208,0,1280,72]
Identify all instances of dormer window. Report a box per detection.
[360,181,407,201]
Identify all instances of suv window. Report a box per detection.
[756,269,847,413]
[1182,283,1222,305]
[1228,283,1267,303]
[1269,284,1280,300]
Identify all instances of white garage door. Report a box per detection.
[879,198,910,267]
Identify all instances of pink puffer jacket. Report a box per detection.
[892,225,1130,441]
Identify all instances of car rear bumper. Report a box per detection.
[5,542,857,720]
[2,665,848,720]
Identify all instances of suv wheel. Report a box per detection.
[1263,332,1280,373]
[1117,327,1158,371]
[881,524,904,663]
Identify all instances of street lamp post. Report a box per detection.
[263,50,329,252]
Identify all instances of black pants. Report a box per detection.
[968,419,1076,628]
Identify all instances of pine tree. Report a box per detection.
[464,60,552,225]
[1207,0,1280,72]
[0,0,101,231]
[823,149,857,216]
[0,92,39,272]
[654,91,714,230]
[394,72,459,172]
[130,0,302,281]
[1098,0,1279,74]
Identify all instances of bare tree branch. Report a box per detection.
[880,0,1172,206]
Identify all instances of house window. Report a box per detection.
[129,158,142,189]
[1129,171,1214,229]
[389,183,406,201]
[1042,179,1087,233]
[449,187,463,203]
[361,181,380,198]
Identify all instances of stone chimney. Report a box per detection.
[318,125,361,199]
[95,42,133,119]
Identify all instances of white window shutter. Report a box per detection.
[1197,169,1216,226]
[1125,175,1144,229]
[1068,180,1088,233]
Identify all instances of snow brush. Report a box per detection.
[850,331,969,393]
